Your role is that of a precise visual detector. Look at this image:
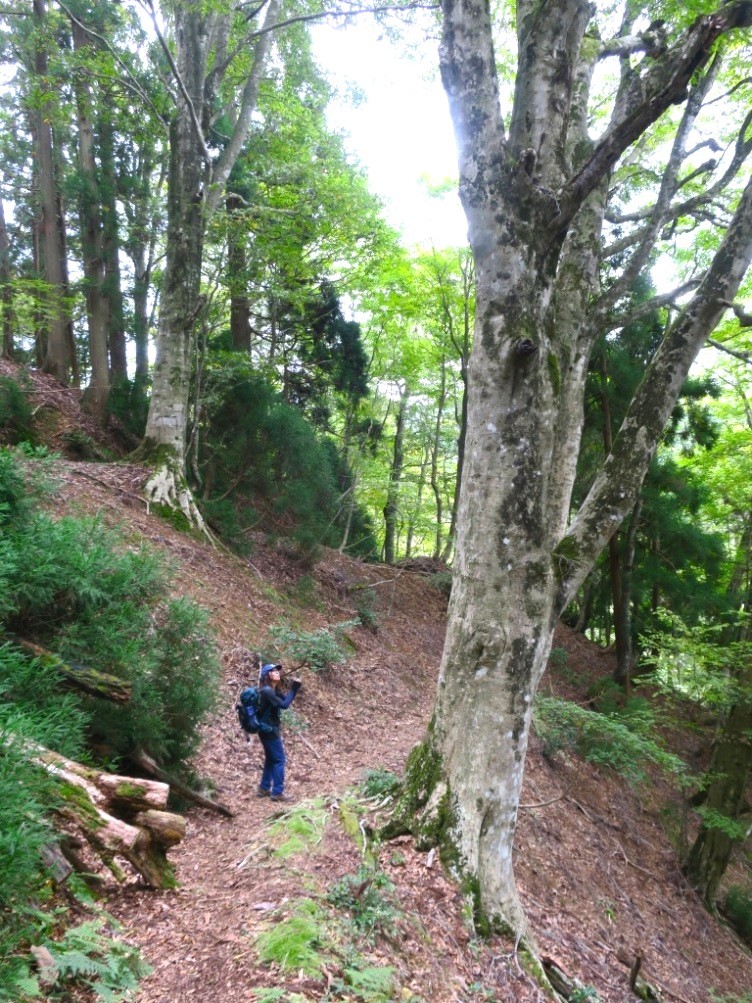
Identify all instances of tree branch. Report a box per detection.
[555,171,752,609]
[605,278,703,333]
[707,337,752,363]
[137,0,213,165]
[551,1,752,239]
[55,0,168,125]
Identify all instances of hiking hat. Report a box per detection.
[260,663,281,680]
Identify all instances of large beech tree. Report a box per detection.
[399,0,752,935]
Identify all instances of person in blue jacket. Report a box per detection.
[256,663,301,801]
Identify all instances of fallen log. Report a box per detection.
[4,735,182,888]
[131,748,235,818]
[10,637,132,704]
[134,809,186,847]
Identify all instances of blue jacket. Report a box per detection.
[258,682,300,736]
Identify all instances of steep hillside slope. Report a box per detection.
[3,362,751,1002]
[44,459,752,1003]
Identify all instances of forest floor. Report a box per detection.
[5,360,752,1003]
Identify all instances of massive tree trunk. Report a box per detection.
[396,0,752,936]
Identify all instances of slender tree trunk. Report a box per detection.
[72,18,110,422]
[0,199,13,359]
[34,0,72,384]
[441,262,472,565]
[53,138,79,387]
[431,358,448,561]
[227,196,251,352]
[599,349,638,685]
[99,108,127,380]
[383,386,408,564]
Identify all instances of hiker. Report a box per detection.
[256,663,301,802]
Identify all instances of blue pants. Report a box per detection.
[258,733,286,795]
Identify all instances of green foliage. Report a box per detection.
[253,991,309,1003]
[74,596,221,774]
[255,899,329,977]
[570,987,601,1003]
[338,965,397,1003]
[61,429,111,461]
[533,696,686,786]
[0,375,33,445]
[44,917,151,1002]
[0,451,221,775]
[360,768,402,800]
[723,886,752,943]
[198,355,377,558]
[352,586,379,632]
[326,867,398,941]
[695,808,750,842]
[549,646,568,670]
[0,729,60,986]
[427,570,453,597]
[289,573,319,609]
[267,799,328,860]
[266,618,359,673]
[642,611,752,709]
[106,377,150,441]
[0,447,30,528]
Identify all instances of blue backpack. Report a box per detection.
[236,686,273,736]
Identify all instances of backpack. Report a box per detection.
[236,686,273,736]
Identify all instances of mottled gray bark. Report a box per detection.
[412,0,752,934]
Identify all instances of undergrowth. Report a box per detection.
[533,695,687,786]
[265,618,360,672]
[253,787,413,1003]
[0,448,219,1002]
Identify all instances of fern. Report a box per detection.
[46,918,151,1001]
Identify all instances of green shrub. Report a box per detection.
[549,646,568,670]
[338,965,397,1003]
[360,768,402,800]
[107,376,150,441]
[61,429,110,461]
[533,696,686,786]
[723,886,752,943]
[0,374,33,445]
[0,452,221,776]
[327,867,398,940]
[267,618,359,673]
[44,917,151,1001]
[427,570,453,597]
[353,587,379,632]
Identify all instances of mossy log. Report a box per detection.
[134,809,186,847]
[12,637,132,704]
[33,744,170,813]
[5,736,182,888]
